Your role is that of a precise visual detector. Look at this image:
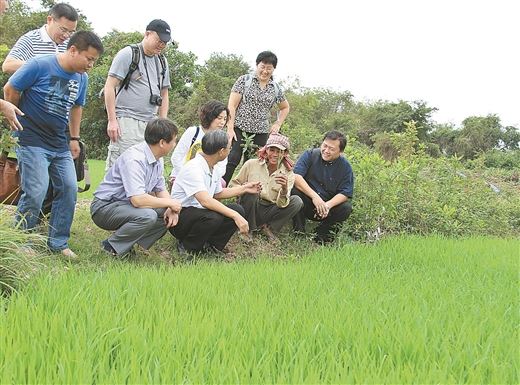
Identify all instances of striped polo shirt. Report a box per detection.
[7,25,68,61]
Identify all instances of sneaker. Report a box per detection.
[60,248,78,260]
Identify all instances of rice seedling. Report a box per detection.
[0,235,517,383]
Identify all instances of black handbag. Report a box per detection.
[74,140,90,193]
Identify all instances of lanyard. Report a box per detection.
[139,44,162,97]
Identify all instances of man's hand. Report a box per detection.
[164,207,179,228]
[243,181,262,195]
[107,120,121,142]
[0,99,24,131]
[233,213,250,234]
[69,140,81,159]
[169,199,181,213]
[312,195,330,219]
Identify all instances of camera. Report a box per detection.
[149,94,163,106]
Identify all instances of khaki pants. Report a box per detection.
[105,116,148,171]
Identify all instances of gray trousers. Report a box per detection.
[238,193,303,233]
[90,198,168,254]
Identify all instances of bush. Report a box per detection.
[481,149,520,170]
[343,144,519,241]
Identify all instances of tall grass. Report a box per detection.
[0,206,45,294]
[0,236,517,383]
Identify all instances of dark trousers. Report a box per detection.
[169,203,245,253]
[239,193,303,233]
[291,188,352,243]
[223,127,268,184]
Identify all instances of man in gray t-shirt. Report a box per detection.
[104,19,172,170]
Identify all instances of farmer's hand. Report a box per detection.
[274,174,288,193]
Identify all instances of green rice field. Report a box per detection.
[0,236,518,383]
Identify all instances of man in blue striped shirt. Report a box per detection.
[2,3,78,74]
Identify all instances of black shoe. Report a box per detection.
[177,241,193,260]
[101,239,136,259]
[313,235,333,245]
[101,239,117,256]
[203,242,226,256]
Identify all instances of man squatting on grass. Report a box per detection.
[292,130,354,244]
[91,118,181,258]
[169,129,262,257]
[229,132,303,243]
[3,31,104,259]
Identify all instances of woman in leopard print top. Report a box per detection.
[223,51,290,183]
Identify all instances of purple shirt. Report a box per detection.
[94,142,166,201]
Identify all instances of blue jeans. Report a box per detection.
[15,146,77,251]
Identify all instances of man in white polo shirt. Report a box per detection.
[2,3,78,74]
[170,130,261,257]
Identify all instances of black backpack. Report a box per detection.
[116,44,167,97]
[99,44,167,100]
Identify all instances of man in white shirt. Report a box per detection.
[169,130,261,257]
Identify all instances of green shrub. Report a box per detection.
[344,143,519,241]
[480,149,520,170]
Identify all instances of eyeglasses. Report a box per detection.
[150,32,168,46]
[53,18,76,36]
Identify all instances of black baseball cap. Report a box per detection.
[146,19,171,43]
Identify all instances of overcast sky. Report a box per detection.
[27,0,520,127]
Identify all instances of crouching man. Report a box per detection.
[292,130,354,244]
[90,118,181,258]
[229,133,303,243]
[170,129,261,257]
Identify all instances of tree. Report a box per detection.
[430,123,459,156]
[175,53,249,129]
[454,115,502,159]
[501,125,520,150]
[353,100,437,146]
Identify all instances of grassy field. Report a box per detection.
[0,236,517,384]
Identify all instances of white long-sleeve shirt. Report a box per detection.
[170,126,227,178]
